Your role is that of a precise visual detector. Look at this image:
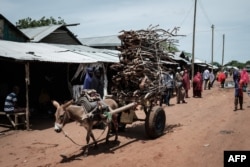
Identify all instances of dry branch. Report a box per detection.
[111,25,179,102]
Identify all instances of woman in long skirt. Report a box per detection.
[193,72,202,98]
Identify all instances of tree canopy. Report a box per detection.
[16,16,66,28]
[212,61,222,68]
[160,41,179,52]
[224,60,245,69]
[245,60,250,65]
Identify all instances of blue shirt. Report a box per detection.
[162,73,174,89]
[4,92,17,112]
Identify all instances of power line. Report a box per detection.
[178,2,194,28]
[198,0,212,26]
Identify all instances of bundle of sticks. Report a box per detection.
[110,25,179,101]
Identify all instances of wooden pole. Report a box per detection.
[191,0,197,83]
[222,34,225,66]
[25,62,30,130]
[102,63,108,99]
[211,24,214,72]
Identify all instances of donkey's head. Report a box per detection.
[52,100,73,133]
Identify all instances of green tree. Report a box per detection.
[224,60,245,69]
[16,16,66,28]
[212,61,222,68]
[160,41,179,52]
[245,60,250,65]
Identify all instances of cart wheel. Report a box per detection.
[145,106,166,139]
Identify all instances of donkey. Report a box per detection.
[52,98,119,157]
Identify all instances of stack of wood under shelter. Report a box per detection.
[110,25,179,102]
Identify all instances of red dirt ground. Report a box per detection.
[0,76,250,167]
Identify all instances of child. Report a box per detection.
[233,71,244,111]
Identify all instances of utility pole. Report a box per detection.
[211,24,214,72]
[191,0,197,82]
[222,34,225,66]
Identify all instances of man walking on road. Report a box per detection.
[203,67,210,90]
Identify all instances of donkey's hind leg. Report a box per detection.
[112,114,119,141]
[106,121,118,143]
[105,123,112,144]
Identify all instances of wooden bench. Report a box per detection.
[0,111,27,129]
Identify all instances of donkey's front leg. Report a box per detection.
[90,131,98,148]
[84,129,98,157]
[84,130,91,157]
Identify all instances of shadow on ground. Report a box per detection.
[58,122,182,163]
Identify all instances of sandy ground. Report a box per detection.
[0,77,250,167]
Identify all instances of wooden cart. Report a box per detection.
[107,90,166,139]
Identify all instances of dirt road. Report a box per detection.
[0,79,249,167]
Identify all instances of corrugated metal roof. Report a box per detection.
[161,60,179,65]
[54,44,120,63]
[20,25,63,42]
[194,58,206,64]
[0,14,30,41]
[168,52,191,65]
[0,40,96,63]
[79,35,121,47]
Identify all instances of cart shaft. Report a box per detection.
[109,102,138,115]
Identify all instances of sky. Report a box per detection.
[1,0,250,65]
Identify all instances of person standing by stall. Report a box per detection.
[161,70,174,106]
[193,72,203,98]
[83,67,94,89]
[240,68,249,92]
[175,68,187,104]
[182,69,190,98]
[218,70,226,88]
[203,67,210,90]
[208,70,215,89]
[91,68,104,98]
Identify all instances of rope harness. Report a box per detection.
[61,125,108,146]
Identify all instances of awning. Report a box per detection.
[0,40,97,63]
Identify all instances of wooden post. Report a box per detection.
[222,34,225,66]
[25,62,30,130]
[191,0,197,84]
[211,24,214,72]
[102,63,108,99]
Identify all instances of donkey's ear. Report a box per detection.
[52,100,60,108]
[63,99,74,108]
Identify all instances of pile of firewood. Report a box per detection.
[110,25,179,101]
